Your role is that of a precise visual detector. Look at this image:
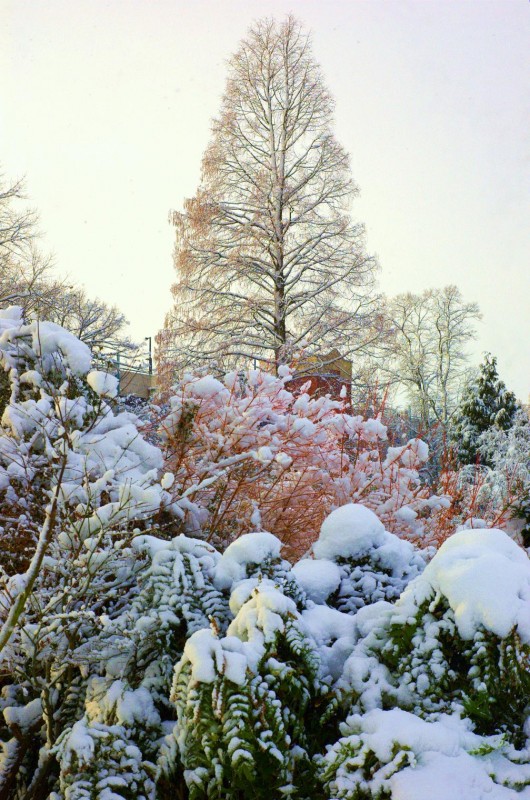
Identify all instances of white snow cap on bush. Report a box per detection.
[0,309,92,375]
[301,605,355,682]
[313,504,386,560]
[86,370,119,398]
[292,558,341,604]
[213,531,283,589]
[321,708,528,800]
[183,375,228,400]
[402,527,530,642]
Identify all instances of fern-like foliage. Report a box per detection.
[81,535,230,709]
[51,679,161,800]
[168,583,329,799]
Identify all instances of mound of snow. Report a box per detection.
[301,605,355,682]
[402,527,530,642]
[321,708,530,800]
[292,558,341,604]
[213,531,283,589]
[87,370,119,398]
[313,504,386,560]
[183,375,228,400]
[311,504,426,611]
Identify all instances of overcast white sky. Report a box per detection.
[2,0,529,398]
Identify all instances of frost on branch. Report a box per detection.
[160,369,448,557]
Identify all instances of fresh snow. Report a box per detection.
[292,558,341,604]
[86,369,119,398]
[313,504,386,560]
[213,531,283,589]
[401,527,530,641]
[322,709,530,800]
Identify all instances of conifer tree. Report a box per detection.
[452,353,517,466]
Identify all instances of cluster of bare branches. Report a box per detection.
[0,170,133,353]
[373,286,482,430]
[159,16,379,380]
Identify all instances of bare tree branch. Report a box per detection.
[158,16,379,384]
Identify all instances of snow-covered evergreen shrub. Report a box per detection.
[52,679,160,800]
[169,582,330,800]
[213,530,307,608]
[294,504,426,614]
[82,535,229,708]
[340,528,530,744]
[0,309,176,798]
[318,708,530,799]
[317,527,530,798]
[478,409,530,542]
[452,353,518,467]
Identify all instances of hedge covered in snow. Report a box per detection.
[1,309,530,799]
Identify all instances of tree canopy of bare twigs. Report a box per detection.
[158,16,379,382]
[380,285,481,429]
[0,170,133,353]
[0,173,38,259]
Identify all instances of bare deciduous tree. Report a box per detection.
[381,286,481,429]
[158,16,378,381]
[0,169,133,353]
[0,173,38,259]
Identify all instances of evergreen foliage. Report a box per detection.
[169,585,327,800]
[52,680,160,800]
[452,353,518,466]
[296,505,426,614]
[85,536,230,709]
[2,310,530,799]
[319,528,530,797]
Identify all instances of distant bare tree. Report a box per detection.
[159,16,378,382]
[382,286,481,429]
[0,173,38,259]
[0,169,132,353]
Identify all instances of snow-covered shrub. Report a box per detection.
[340,528,530,745]
[0,309,177,798]
[3,312,530,800]
[318,708,530,799]
[213,530,307,608]
[0,515,161,798]
[52,720,155,800]
[169,582,330,800]
[478,409,530,542]
[52,680,160,800]
[81,535,229,708]
[294,504,426,613]
[161,369,447,556]
[160,369,350,557]
[0,307,169,572]
[315,526,530,798]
